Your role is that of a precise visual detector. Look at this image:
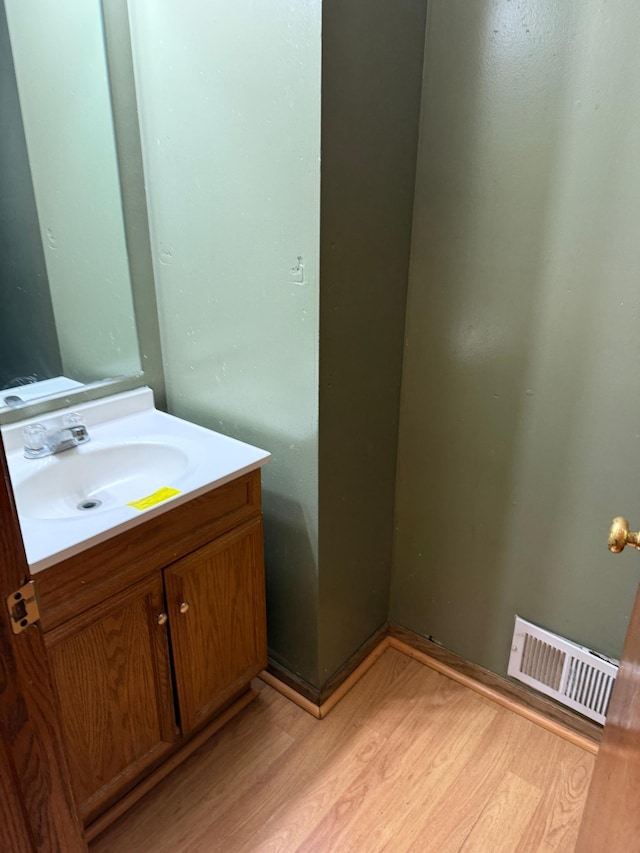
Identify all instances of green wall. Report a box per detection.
[318,0,427,683]
[127,0,639,691]
[390,0,640,675]
[129,0,427,689]
[129,0,322,685]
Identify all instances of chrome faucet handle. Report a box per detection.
[22,423,48,454]
[62,412,84,428]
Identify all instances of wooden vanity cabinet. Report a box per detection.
[165,518,267,735]
[37,470,267,831]
[45,573,178,825]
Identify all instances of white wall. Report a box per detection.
[5,0,140,381]
[128,0,322,681]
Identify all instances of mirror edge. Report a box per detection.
[101,0,166,412]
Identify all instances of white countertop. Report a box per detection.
[2,388,270,572]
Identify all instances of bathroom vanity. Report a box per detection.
[1,389,270,835]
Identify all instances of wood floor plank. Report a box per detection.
[459,770,542,852]
[517,752,594,852]
[343,656,460,743]
[403,707,529,853]
[235,723,386,852]
[185,650,416,852]
[298,677,497,852]
[89,647,593,853]
[506,719,566,786]
[252,678,319,741]
[325,647,418,739]
[89,686,302,852]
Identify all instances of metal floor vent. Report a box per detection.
[508,616,618,724]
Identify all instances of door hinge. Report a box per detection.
[6,581,41,634]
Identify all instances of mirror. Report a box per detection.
[0,0,158,417]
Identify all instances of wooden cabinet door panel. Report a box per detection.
[165,518,267,734]
[44,573,178,824]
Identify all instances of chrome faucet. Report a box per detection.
[22,413,91,459]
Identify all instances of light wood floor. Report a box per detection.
[89,648,594,852]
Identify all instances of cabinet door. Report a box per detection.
[165,517,267,735]
[44,573,178,825]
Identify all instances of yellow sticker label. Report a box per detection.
[127,487,181,511]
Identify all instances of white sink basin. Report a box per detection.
[17,441,190,520]
[2,387,270,572]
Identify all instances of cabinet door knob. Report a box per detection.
[179,601,190,614]
[157,613,168,626]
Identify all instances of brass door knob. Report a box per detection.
[179,601,190,614]
[157,613,168,626]
[608,517,640,553]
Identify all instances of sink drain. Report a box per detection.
[77,499,102,511]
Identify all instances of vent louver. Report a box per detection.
[508,617,618,724]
